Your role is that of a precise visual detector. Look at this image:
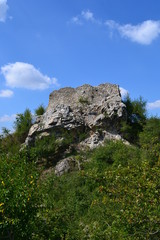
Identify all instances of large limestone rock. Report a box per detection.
[25,83,126,146]
[25,83,127,175]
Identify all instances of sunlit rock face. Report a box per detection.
[26,83,126,144]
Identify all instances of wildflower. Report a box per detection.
[0,203,4,207]
[1,181,5,186]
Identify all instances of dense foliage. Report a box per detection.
[0,152,39,239]
[14,108,33,143]
[140,117,160,162]
[121,96,147,144]
[35,144,160,239]
[35,105,45,116]
[1,98,160,239]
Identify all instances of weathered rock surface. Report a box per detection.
[79,130,129,150]
[26,83,126,142]
[25,83,127,174]
[55,156,81,176]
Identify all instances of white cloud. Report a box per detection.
[105,20,118,29]
[0,0,8,22]
[120,87,129,98]
[147,100,160,109]
[0,114,16,123]
[1,62,59,90]
[71,10,100,25]
[0,89,13,97]
[71,16,82,25]
[105,20,160,45]
[81,10,94,21]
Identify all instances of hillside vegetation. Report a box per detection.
[1,97,160,239]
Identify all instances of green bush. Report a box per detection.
[1,137,160,239]
[31,134,58,159]
[30,140,160,239]
[0,129,20,154]
[92,140,141,167]
[140,117,160,163]
[35,104,45,116]
[121,96,147,144]
[29,131,75,164]
[0,152,39,239]
[14,108,33,143]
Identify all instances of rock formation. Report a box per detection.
[25,83,127,175]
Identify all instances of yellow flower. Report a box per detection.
[1,181,5,186]
[31,175,33,179]
[0,203,4,207]
[30,181,33,184]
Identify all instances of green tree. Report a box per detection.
[35,104,45,116]
[1,127,11,137]
[0,128,19,154]
[139,117,160,162]
[121,95,147,144]
[14,109,32,143]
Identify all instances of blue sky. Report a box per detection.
[1,0,160,131]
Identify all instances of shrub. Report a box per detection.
[14,109,33,143]
[0,152,39,239]
[35,104,45,116]
[92,140,141,167]
[32,140,160,239]
[121,96,147,144]
[140,117,160,162]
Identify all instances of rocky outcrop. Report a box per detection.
[79,130,129,150]
[26,83,126,142]
[25,83,127,173]
[55,156,82,176]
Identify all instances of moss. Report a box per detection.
[78,96,89,105]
